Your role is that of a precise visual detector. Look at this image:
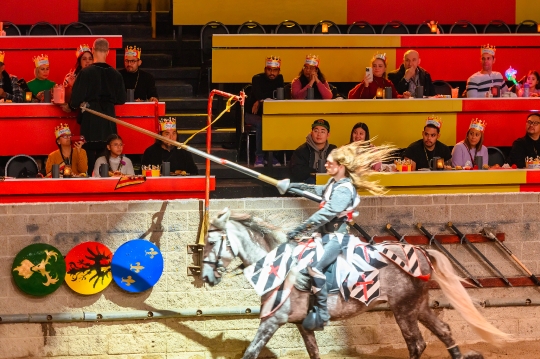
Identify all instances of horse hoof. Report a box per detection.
[463,351,484,359]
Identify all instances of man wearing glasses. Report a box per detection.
[119,46,158,102]
[508,114,540,168]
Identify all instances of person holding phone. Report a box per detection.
[45,123,88,177]
[348,53,399,99]
[291,55,333,99]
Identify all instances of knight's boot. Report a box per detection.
[308,267,330,323]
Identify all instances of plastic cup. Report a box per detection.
[451,88,459,98]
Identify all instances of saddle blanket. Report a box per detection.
[244,233,430,318]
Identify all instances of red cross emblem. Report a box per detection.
[269,264,280,279]
[354,274,374,301]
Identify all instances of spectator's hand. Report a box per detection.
[403,91,411,99]
[73,141,84,151]
[149,97,159,102]
[36,91,44,102]
[252,100,259,114]
[363,73,373,87]
[60,103,71,113]
[311,72,319,84]
[135,98,143,102]
[66,73,76,87]
[404,66,416,80]
[532,93,539,97]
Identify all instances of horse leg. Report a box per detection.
[295,324,320,359]
[242,314,283,359]
[417,301,483,359]
[392,309,426,359]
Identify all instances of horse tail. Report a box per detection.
[426,249,510,345]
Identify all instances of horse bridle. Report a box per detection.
[202,228,232,273]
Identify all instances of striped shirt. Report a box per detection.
[466,71,508,98]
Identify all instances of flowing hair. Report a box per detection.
[329,139,395,195]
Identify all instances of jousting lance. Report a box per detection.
[447,222,512,287]
[417,223,482,288]
[482,227,540,286]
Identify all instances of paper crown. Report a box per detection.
[374,52,387,61]
[0,51,4,63]
[125,46,141,59]
[425,115,443,129]
[33,54,49,68]
[469,118,487,132]
[54,123,71,138]
[76,44,91,58]
[481,44,496,56]
[159,117,176,131]
[265,56,281,68]
[305,54,320,67]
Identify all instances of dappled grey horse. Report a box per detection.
[201,208,507,359]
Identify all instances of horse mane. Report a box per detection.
[229,212,287,249]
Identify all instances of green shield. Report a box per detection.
[12,243,66,296]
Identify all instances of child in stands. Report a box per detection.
[93,134,134,177]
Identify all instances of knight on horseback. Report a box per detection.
[286,140,390,330]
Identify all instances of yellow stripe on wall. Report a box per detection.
[213,49,397,83]
[515,0,540,24]
[173,0,347,25]
[213,35,401,48]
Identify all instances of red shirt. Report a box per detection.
[348,77,399,99]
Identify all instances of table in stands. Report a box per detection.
[0,177,215,203]
[0,102,166,156]
[262,98,539,151]
[316,170,540,195]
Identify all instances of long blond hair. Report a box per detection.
[330,140,395,195]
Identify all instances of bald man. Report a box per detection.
[388,50,435,98]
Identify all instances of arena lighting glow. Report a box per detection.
[505,66,518,85]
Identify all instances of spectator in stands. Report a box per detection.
[508,113,540,168]
[403,116,451,170]
[245,56,284,167]
[290,119,337,183]
[27,54,55,101]
[388,50,435,98]
[291,55,332,100]
[70,38,126,174]
[451,119,488,168]
[0,51,24,103]
[45,123,88,177]
[93,134,134,177]
[349,122,381,171]
[348,53,398,99]
[516,70,540,97]
[142,117,199,175]
[119,46,158,102]
[466,44,508,98]
[63,44,94,104]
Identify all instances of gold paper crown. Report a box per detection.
[481,44,496,56]
[374,52,386,61]
[54,123,71,138]
[0,51,4,63]
[159,117,176,131]
[425,115,443,129]
[305,54,320,67]
[33,54,49,68]
[125,46,142,59]
[76,44,91,58]
[469,118,487,132]
[265,56,281,68]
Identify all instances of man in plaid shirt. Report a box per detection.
[0,51,24,102]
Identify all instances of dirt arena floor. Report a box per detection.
[280,340,540,358]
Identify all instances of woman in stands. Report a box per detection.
[517,70,540,97]
[64,44,94,104]
[45,123,88,177]
[451,119,489,168]
[93,134,135,177]
[291,55,333,99]
[348,53,399,99]
[349,122,381,170]
[27,54,55,101]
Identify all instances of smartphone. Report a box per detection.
[70,136,85,144]
[365,67,372,77]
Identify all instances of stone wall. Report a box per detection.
[1,193,540,358]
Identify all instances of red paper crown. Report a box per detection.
[76,44,91,58]
[469,118,487,132]
[265,56,281,68]
[33,54,49,68]
[159,117,176,131]
[54,123,71,138]
[305,54,319,67]
[0,51,5,63]
[125,46,141,59]
[425,115,443,129]
[481,44,496,56]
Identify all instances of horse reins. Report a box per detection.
[202,229,230,272]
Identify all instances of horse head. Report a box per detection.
[201,207,239,286]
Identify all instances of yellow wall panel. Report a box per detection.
[213,49,397,83]
[213,35,401,48]
[516,0,540,23]
[262,112,457,150]
[173,0,347,25]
